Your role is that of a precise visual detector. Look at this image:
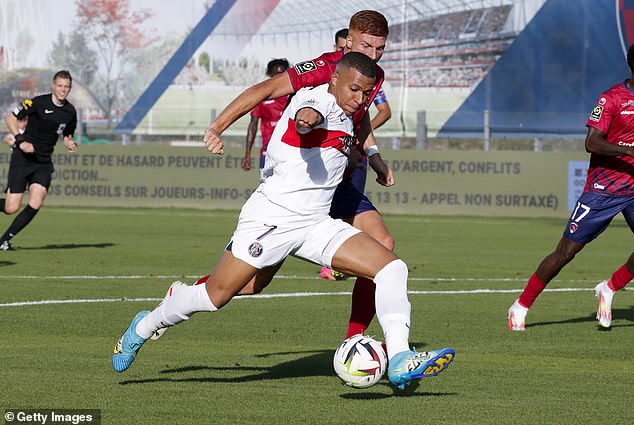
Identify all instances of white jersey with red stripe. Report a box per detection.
[260,84,354,215]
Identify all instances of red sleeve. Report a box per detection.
[287,51,342,92]
[586,92,613,133]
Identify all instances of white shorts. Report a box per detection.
[229,190,360,269]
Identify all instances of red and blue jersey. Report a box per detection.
[584,80,634,196]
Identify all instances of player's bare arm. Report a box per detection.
[63,135,78,153]
[356,113,394,187]
[4,114,30,151]
[242,116,259,171]
[2,133,15,147]
[295,108,324,133]
[370,101,391,130]
[4,113,21,139]
[204,72,295,155]
[2,115,16,147]
[585,126,634,157]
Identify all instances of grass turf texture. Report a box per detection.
[1,207,633,424]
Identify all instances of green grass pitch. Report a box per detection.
[0,207,632,424]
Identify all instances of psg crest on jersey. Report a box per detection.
[617,0,634,56]
[248,242,263,257]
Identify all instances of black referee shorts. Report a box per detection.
[6,151,54,193]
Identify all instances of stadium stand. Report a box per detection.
[382,5,514,88]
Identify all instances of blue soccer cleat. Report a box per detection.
[112,310,149,373]
[388,347,455,389]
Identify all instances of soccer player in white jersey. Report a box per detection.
[112,53,455,390]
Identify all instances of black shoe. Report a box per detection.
[0,240,15,251]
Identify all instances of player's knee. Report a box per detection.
[379,234,395,251]
[238,282,258,295]
[375,258,408,281]
[366,229,394,251]
[3,204,19,214]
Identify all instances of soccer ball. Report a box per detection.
[333,335,387,389]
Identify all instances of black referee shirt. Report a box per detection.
[13,94,77,163]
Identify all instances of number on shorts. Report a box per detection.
[571,202,590,223]
[256,224,278,240]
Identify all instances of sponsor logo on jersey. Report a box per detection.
[589,105,603,122]
[339,135,354,155]
[315,60,325,67]
[593,182,605,190]
[248,242,263,257]
[294,61,317,75]
[599,97,607,105]
[620,99,634,107]
[44,109,54,114]
[620,110,634,114]
[569,222,578,234]
[618,140,634,146]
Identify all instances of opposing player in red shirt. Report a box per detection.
[320,28,392,282]
[508,45,634,331]
[241,59,290,181]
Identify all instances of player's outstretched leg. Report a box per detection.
[112,310,149,373]
[594,280,614,328]
[371,259,455,389]
[388,348,455,390]
[150,280,188,341]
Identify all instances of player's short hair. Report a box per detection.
[53,70,72,83]
[628,44,634,73]
[266,58,290,76]
[349,10,388,38]
[335,28,349,43]
[336,52,376,80]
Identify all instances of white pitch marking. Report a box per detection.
[0,287,606,308]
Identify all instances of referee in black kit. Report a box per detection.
[0,70,78,251]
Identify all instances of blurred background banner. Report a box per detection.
[0,145,588,217]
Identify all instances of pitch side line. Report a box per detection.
[0,287,606,308]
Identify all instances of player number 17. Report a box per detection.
[571,202,590,222]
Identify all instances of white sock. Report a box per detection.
[374,259,411,359]
[135,284,217,339]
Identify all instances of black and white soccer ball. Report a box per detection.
[333,334,387,389]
